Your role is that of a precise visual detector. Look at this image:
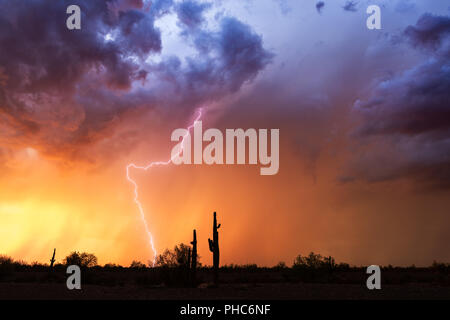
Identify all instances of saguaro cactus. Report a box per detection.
[49,248,56,268]
[190,229,198,285]
[191,229,198,270]
[187,247,191,269]
[208,212,221,286]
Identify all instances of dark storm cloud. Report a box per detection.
[175,0,211,29]
[216,18,273,91]
[404,13,450,50]
[355,14,450,138]
[0,0,272,164]
[316,1,325,14]
[150,16,273,106]
[349,14,450,189]
[0,0,162,161]
[0,1,146,91]
[106,0,145,16]
[354,59,450,137]
[150,0,175,17]
[342,1,357,12]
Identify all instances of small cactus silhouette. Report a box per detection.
[190,229,198,285]
[49,248,56,268]
[191,229,198,270]
[208,212,221,286]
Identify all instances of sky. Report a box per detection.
[0,0,449,267]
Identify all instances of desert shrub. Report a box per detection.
[155,243,200,268]
[221,264,237,272]
[63,251,98,268]
[241,264,258,271]
[293,252,335,269]
[30,261,48,271]
[336,262,350,270]
[13,260,28,268]
[432,261,450,273]
[130,261,147,269]
[274,261,288,270]
[152,244,202,287]
[0,255,15,279]
[221,264,260,272]
[104,263,121,269]
[291,252,341,283]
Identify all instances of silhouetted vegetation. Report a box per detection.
[129,261,146,269]
[49,249,56,269]
[432,261,450,272]
[275,261,288,270]
[0,255,14,280]
[293,252,335,269]
[189,229,198,286]
[1,250,449,291]
[0,208,448,297]
[154,243,202,287]
[155,243,200,268]
[63,251,98,268]
[208,211,221,286]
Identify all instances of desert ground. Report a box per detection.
[2,282,450,300]
[1,267,450,300]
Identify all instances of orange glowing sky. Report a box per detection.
[0,0,449,267]
[1,102,450,268]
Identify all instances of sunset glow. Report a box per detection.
[0,0,449,269]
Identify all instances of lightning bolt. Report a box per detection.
[126,108,203,266]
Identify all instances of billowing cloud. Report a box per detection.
[175,0,211,29]
[0,0,272,165]
[404,13,450,49]
[348,14,450,189]
[149,16,273,108]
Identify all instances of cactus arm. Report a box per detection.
[209,212,220,286]
[208,238,214,252]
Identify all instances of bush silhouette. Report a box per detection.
[63,251,98,268]
[104,263,121,269]
[154,243,202,287]
[155,243,200,268]
[275,261,288,269]
[432,261,450,273]
[293,252,335,269]
[129,260,146,269]
[0,255,15,279]
[0,255,13,266]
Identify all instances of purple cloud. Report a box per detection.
[349,14,450,189]
[175,0,211,29]
[0,0,272,164]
